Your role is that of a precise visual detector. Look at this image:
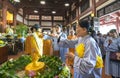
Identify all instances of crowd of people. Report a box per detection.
[24,20,120,78]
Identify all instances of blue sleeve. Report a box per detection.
[58,39,78,48]
[117,37,120,50]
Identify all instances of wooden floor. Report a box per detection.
[102,66,111,78]
[8,52,112,78]
[8,51,24,60]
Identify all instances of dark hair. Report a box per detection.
[56,24,62,29]
[79,20,98,41]
[31,24,40,32]
[78,20,90,32]
[109,29,116,33]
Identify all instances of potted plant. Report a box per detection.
[15,24,28,38]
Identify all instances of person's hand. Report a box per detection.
[66,52,75,60]
[116,52,120,60]
[54,34,59,38]
[108,39,112,45]
[49,34,58,38]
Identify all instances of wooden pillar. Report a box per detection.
[23,9,25,24]
[39,14,41,25]
[27,14,30,26]
[13,11,17,26]
[77,5,79,22]
[2,0,7,32]
[27,14,29,25]
[91,0,96,17]
[119,17,120,33]
[52,15,53,27]
[69,6,72,24]
[116,17,120,33]
[75,0,80,22]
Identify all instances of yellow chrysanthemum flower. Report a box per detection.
[95,55,103,68]
[76,43,85,58]
[76,43,103,68]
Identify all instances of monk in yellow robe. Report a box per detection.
[67,30,77,66]
[25,26,43,55]
[25,35,33,55]
[25,24,45,75]
[29,31,43,65]
[43,39,53,56]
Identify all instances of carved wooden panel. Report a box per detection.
[105,1,120,14]
[97,1,120,17]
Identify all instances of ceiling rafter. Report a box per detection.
[16,0,78,16]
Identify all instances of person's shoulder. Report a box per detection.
[117,37,120,39]
[61,32,67,36]
[85,36,96,44]
[117,37,120,42]
[67,35,71,39]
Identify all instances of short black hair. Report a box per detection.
[79,20,90,31]
[109,29,116,33]
[56,24,62,28]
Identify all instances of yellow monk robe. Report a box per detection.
[25,32,45,75]
[43,39,53,55]
[67,35,77,66]
[25,33,43,55]
[25,35,33,54]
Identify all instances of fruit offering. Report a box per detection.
[0,40,6,47]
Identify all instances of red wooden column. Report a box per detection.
[52,15,54,28]
[116,17,120,33]
[13,11,17,26]
[77,5,79,22]
[39,14,41,25]
[23,9,25,24]
[119,17,120,33]
[2,0,7,32]
[91,0,96,17]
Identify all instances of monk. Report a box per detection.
[67,29,77,66]
[25,25,43,67]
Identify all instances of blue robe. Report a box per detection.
[59,35,102,78]
[52,37,59,51]
[107,37,120,77]
[59,32,68,63]
[104,36,113,75]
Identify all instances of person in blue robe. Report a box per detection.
[58,20,103,78]
[106,29,120,78]
[56,24,68,63]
